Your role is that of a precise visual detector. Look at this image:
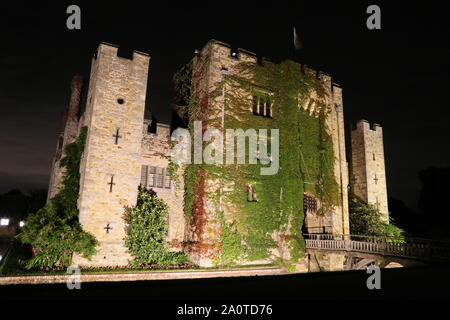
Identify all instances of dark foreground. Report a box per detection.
[1,265,450,301]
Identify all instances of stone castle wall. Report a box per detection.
[47,76,83,202]
[45,40,388,271]
[350,120,389,220]
[184,40,350,266]
[74,43,150,267]
[141,121,185,250]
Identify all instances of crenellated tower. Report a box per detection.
[350,120,389,221]
[73,43,150,266]
[45,39,388,271]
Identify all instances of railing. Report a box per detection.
[303,234,450,262]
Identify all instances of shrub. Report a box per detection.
[124,186,188,266]
[349,194,405,242]
[16,127,97,269]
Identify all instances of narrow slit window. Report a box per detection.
[265,99,271,117]
[246,185,258,202]
[259,98,265,116]
[252,96,258,115]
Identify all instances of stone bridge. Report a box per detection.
[304,234,450,270]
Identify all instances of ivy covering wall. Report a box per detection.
[17,127,97,269]
[174,55,340,265]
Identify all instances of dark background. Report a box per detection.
[1,1,449,224]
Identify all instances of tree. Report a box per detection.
[349,195,404,242]
[124,186,188,266]
[17,127,97,269]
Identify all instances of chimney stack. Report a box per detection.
[68,74,83,119]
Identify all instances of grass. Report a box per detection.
[0,241,278,278]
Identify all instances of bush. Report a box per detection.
[349,194,405,242]
[16,127,97,269]
[124,186,188,266]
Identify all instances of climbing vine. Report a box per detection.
[17,127,98,269]
[174,49,340,265]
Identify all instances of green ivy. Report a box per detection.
[124,186,188,266]
[175,55,340,265]
[217,210,245,265]
[17,127,97,269]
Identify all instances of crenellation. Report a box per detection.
[350,119,389,221]
[72,42,150,266]
[45,39,389,270]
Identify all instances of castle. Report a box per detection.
[47,40,389,269]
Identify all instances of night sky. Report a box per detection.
[1,1,449,211]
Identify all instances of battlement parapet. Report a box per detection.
[191,39,335,87]
[144,119,170,137]
[96,42,150,62]
[353,119,383,134]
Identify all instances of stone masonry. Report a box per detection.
[47,75,83,202]
[141,121,186,250]
[74,43,150,266]
[350,120,389,221]
[180,40,350,267]
[47,40,389,269]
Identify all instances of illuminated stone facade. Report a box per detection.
[47,40,388,269]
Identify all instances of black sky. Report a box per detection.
[1,1,449,211]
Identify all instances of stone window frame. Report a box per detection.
[141,165,172,190]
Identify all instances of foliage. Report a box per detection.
[16,127,97,269]
[124,186,188,266]
[349,194,405,242]
[166,157,181,190]
[217,210,245,265]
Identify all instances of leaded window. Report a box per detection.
[303,193,318,214]
[148,166,156,187]
[156,167,164,188]
[140,165,148,186]
[164,169,171,189]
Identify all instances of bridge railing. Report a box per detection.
[303,234,450,262]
